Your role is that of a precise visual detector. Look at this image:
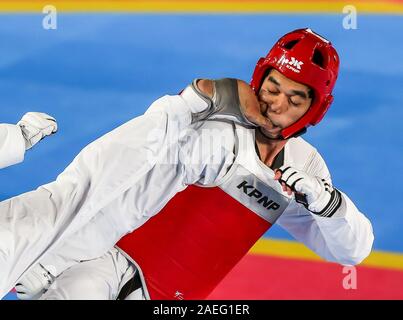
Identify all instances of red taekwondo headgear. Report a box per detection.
[250,28,340,139]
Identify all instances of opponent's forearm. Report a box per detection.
[0,124,25,169]
[145,78,258,135]
[0,112,58,170]
[189,78,257,127]
[0,107,191,293]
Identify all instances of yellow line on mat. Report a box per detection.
[0,1,402,14]
[250,238,403,271]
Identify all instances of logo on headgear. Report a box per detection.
[278,55,304,73]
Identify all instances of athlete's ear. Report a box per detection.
[196,79,214,98]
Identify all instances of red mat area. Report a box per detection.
[208,253,403,300]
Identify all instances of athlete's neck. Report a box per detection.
[255,129,288,167]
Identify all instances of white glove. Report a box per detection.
[276,165,342,217]
[17,112,58,150]
[15,264,55,300]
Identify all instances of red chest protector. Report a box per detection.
[116,125,292,300]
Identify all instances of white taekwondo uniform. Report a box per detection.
[0,80,374,299]
[0,124,25,169]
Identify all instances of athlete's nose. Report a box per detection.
[268,94,288,114]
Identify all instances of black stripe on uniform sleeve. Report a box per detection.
[314,188,342,218]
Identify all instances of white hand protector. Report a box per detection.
[277,165,342,217]
[15,264,55,300]
[17,112,58,150]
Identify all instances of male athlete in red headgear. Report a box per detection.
[250,28,339,140]
[1,29,373,300]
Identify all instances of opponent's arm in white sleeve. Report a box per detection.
[276,152,374,266]
[0,88,213,298]
[0,112,58,169]
[192,78,274,130]
[0,124,25,169]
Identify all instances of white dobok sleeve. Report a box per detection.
[0,88,210,298]
[277,152,374,266]
[0,124,25,169]
[37,121,237,279]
